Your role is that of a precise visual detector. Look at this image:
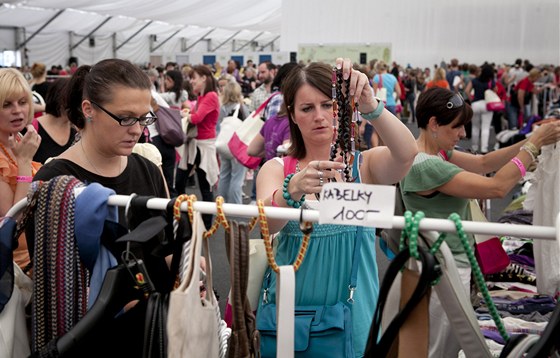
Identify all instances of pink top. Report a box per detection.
[189,91,219,140]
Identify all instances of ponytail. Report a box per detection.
[65,65,91,129]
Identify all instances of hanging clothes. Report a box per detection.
[525,143,560,297]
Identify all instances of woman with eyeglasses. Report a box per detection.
[34,58,169,214]
[399,86,560,357]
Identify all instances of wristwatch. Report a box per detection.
[360,98,385,121]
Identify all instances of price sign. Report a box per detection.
[318,183,396,228]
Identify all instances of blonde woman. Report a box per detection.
[0,68,42,270]
[426,67,450,90]
[217,81,249,204]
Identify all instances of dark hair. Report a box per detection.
[44,78,69,117]
[65,58,151,128]
[271,62,302,92]
[260,61,277,71]
[416,87,472,129]
[478,64,494,83]
[283,63,331,159]
[165,70,183,103]
[190,65,218,95]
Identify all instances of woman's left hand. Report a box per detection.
[335,58,376,113]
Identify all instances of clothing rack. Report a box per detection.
[5,194,559,241]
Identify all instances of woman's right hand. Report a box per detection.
[289,160,346,198]
[529,120,560,149]
[11,125,41,164]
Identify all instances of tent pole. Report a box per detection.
[235,31,264,51]
[115,20,153,51]
[72,17,113,50]
[17,9,65,49]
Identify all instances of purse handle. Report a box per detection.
[253,91,281,118]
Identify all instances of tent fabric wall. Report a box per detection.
[281,0,559,68]
[1,0,558,68]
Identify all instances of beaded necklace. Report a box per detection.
[0,143,17,167]
[329,67,361,182]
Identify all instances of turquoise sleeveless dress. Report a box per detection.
[257,154,379,357]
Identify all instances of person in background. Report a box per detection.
[247,62,301,161]
[0,68,42,271]
[216,81,249,204]
[175,65,220,229]
[464,64,496,153]
[240,66,257,97]
[33,78,77,164]
[160,69,188,109]
[426,67,450,90]
[250,61,277,112]
[34,58,169,220]
[256,58,417,356]
[400,86,560,357]
[226,59,241,83]
[446,58,463,92]
[371,60,401,147]
[29,62,50,100]
[507,68,542,130]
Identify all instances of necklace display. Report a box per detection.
[330,67,361,182]
[0,143,17,167]
[80,139,122,176]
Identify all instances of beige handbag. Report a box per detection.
[167,211,219,358]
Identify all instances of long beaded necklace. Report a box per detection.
[330,67,361,182]
[0,143,17,167]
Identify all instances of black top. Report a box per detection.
[33,122,77,164]
[33,153,168,226]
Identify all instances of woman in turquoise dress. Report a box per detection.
[255,58,418,357]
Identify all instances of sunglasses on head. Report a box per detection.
[446,94,464,110]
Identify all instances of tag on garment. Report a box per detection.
[318,183,395,228]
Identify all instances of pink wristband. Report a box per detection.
[16,175,33,183]
[271,189,279,207]
[510,157,526,178]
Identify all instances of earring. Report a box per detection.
[86,116,92,123]
[432,132,438,139]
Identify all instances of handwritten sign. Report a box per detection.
[318,183,396,228]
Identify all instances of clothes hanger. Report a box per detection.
[38,195,168,357]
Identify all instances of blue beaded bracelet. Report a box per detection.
[282,173,305,209]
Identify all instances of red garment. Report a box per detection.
[515,77,534,94]
[495,81,507,101]
[189,91,219,140]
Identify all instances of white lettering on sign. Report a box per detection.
[318,183,396,228]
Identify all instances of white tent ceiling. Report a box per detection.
[1,0,281,40]
[0,0,282,66]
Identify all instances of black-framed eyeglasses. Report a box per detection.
[446,94,464,110]
[90,100,158,126]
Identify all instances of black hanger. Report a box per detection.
[54,263,142,356]
[32,211,169,357]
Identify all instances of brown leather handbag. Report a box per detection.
[226,220,261,358]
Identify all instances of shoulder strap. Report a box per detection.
[348,227,363,303]
[282,156,297,177]
[32,118,39,132]
[254,91,281,117]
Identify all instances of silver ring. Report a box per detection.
[317,170,324,179]
[319,177,324,186]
